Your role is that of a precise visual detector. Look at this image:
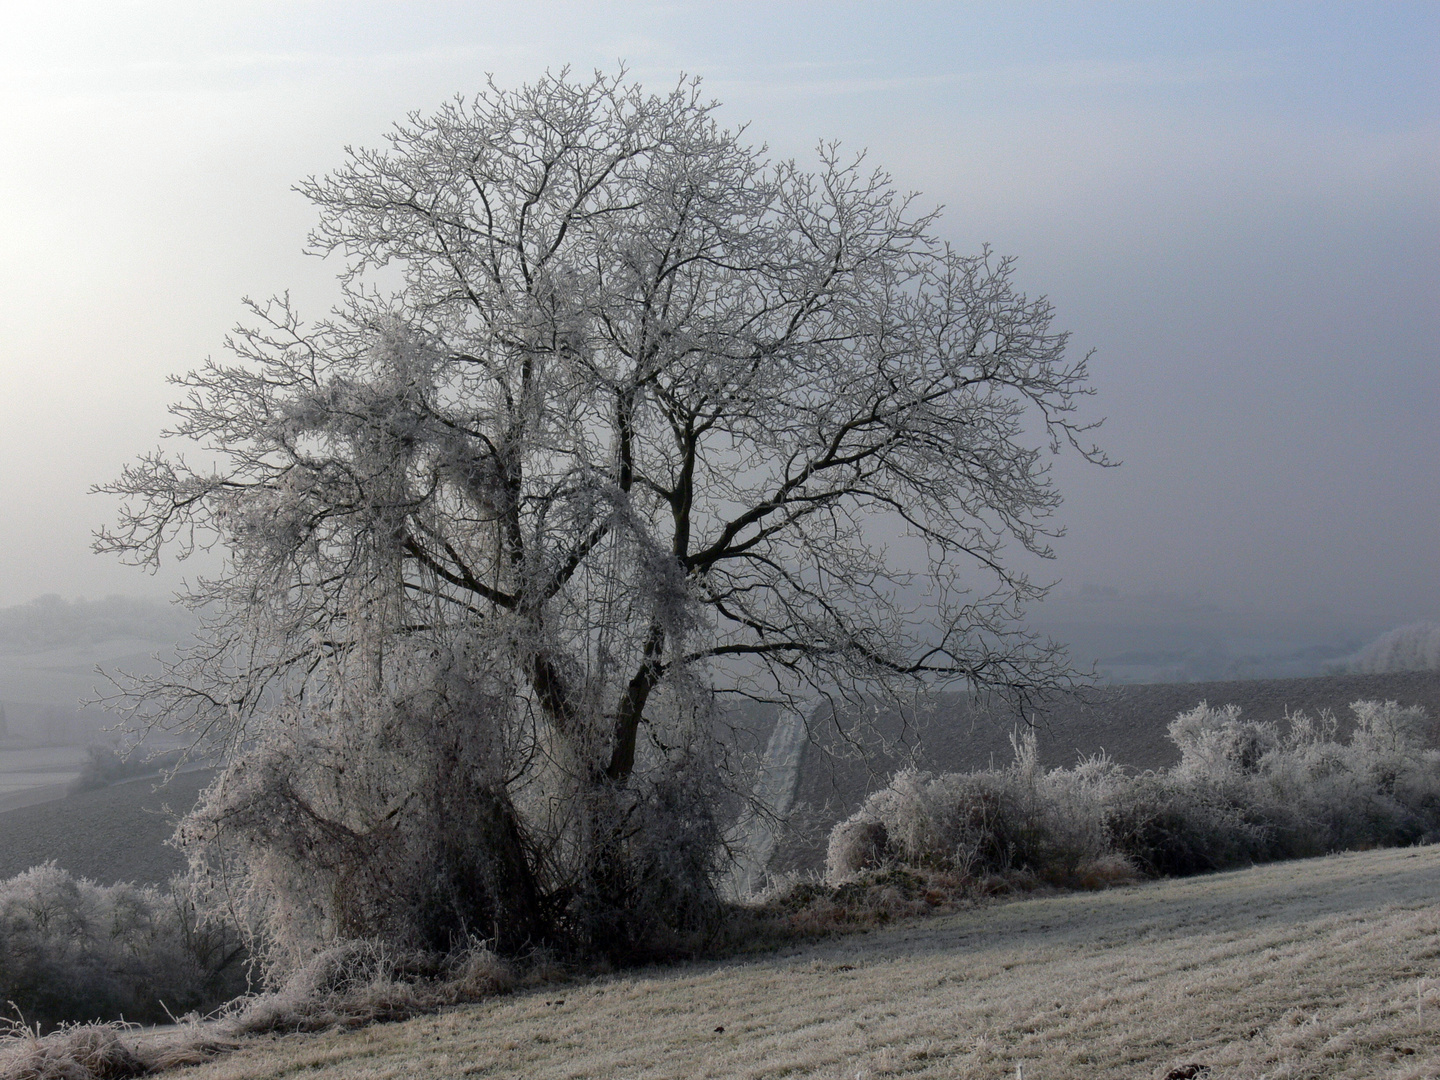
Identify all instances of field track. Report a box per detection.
[165,844,1440,1080]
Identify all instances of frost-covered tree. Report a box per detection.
[97,69,1106,966]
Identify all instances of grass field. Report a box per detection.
[158,844,1440,1080]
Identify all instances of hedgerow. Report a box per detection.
[828,699,1440,886]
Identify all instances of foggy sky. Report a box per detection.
[2,2,1436,629]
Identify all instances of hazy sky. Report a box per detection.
[2,2,1436,626]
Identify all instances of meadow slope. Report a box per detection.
[163,844,1440,1080]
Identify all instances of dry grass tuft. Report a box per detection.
[222,939,518,1037]
[0,1012,240,1080]
[0,1023,150,1080]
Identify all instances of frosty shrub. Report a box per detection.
[0,1017,238,1080]
[0,1021,151,1080]
[0,865,245,1029]
[224,937,515,1036]
[179,649,546,973]
[828,732,1123,887]
[1168,702,1279,778]
[825,818,891,882]
[1263,699,1440,854]
[831,700,1440,888]
[1347,622,1440,673]
[179,640,729,974]
[1103,770,1265,876]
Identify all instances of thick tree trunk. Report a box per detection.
[430,784,547,954]
[606,624,666,782]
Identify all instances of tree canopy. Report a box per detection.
[98,69,1105,964]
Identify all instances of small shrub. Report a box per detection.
[1105,772,1263,876]
[0,1020,150,1080]
[829,733,1126,888]
[0,865,245,1030]
[754,867,971,937]
[67,747,189,796]
[0,1017,236,1080]
[826,818,890,883]
[223,938,516,1036]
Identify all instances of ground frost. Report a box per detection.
[158,846,1440,1079]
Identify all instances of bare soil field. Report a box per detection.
[0,768,212,883]
[158,843,1440,1080]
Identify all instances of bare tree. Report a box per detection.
[97,69,1106,965]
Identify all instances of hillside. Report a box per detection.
[152,844,1440,1079]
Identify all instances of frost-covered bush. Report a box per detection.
[828,733,1124,886]
[180,641,729,978]
[826,818,891,882]
[1104,770,1266,876]
[1262,700,1440,853]
[67,746,189,795]
[1168,703,1279,778]
[1347,623,1440,673]
[1158,699,1440,860]
[180,654,543,978]
[830,700,1440,888]
[0,865,245,1029]
[223,938,515,1036]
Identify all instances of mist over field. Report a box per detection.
[0,9,1436,1078]
[0,594,192,746]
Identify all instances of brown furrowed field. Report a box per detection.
[161,844,1440,1080]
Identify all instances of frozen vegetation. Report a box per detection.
[0,865,245,1030]
[1346,622,1440,674]
[828,699,1440,887]
[11,844,1434,1080]
[3,695,1439,1055]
